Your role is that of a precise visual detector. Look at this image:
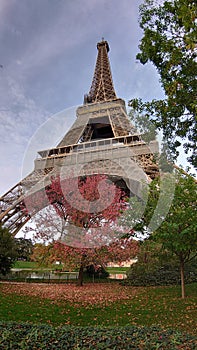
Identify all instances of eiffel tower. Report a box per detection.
[0,39,159,235]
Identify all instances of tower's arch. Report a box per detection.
[0,40,159,235]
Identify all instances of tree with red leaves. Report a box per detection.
[25,174,138,285]
[47,174,125,230]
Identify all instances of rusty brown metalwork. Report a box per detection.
[84,40,117,104]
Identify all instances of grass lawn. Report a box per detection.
[13,261,40,269]
[13,261,64,270]
[0,282,196,335]
[14,261,129,274]
[106,266,129,274]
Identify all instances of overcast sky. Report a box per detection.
[0,0,168,195]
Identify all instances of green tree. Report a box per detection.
[153,173,197,298]
[0,226,18,275]
[130,0,197,167]
[125,171,197,298]
[15,238,33,261]
[125,238,197,287]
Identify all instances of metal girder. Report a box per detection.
[0,40,160,236]
[85,40,117,103]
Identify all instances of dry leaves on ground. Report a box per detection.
[0,282,138,306]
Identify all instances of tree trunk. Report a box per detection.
[77,263,84,286]
[77,254,86,286]
[180,259,185,299]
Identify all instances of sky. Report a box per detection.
[0,0,173,195]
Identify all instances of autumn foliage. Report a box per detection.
[25,174,138,285]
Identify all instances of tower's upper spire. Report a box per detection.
[84,39,117,104]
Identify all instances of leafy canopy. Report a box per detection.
[122,169,197,297]
[130,0,197,167]
[26,174,138,282]
[0,226,18,275]
[152,173,197,262]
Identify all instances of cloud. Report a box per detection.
[0,76,49,193]
[2,0,141,78]
[0,76,48,136]
[0,0,162,196]
[0,0,15,21]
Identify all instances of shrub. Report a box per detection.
[122,259,197,287]
[0,322,196,349]
[85,264,109,279]
[0,226,18,276]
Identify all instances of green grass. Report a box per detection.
[14,261,129,273]
[13,261,41,269]
[13,261,65,270]
[0,283,196,335]
[106,266,129,274]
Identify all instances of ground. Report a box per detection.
[0,282,135,306]
[0,281,196,334]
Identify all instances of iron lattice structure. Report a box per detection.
[0,40,159,235]
[85,40,117,103]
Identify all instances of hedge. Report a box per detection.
[0,322,196,349]
[122,261,197,287]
